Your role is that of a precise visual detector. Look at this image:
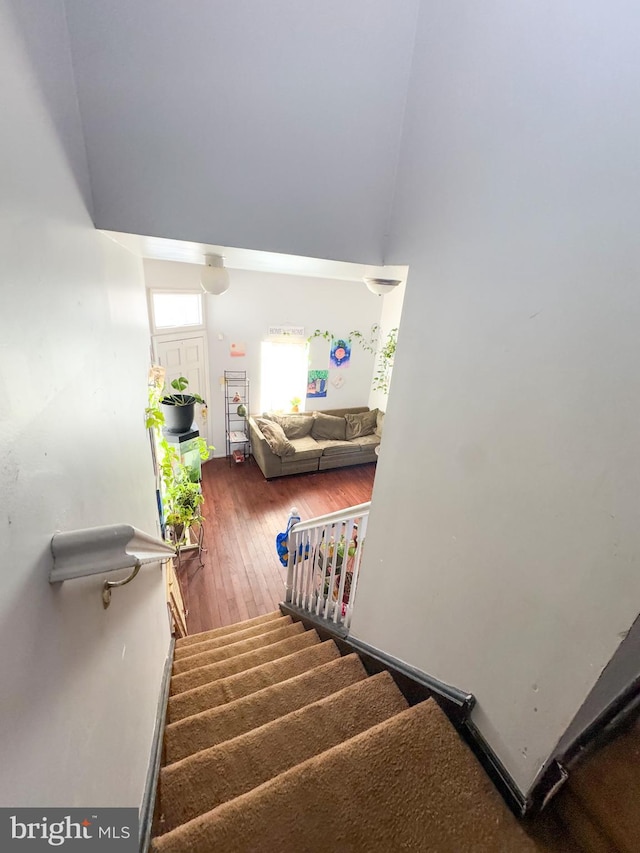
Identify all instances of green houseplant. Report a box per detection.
[146,379,214,545]
[146,381,213,463]
[161,376,207,433]
[372,328,397,394]
[160,441,205,544]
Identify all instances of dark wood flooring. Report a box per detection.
[178,458,376,635]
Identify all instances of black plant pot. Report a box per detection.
[161,395,196,433]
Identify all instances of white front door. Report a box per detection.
[152,331,212,445]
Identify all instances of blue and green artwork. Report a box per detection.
[307,369,328,398]
[330,338,351,369]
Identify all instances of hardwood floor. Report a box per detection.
[179,458,376,635]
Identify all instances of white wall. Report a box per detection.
[143,259,382,454]
[351,0,640,795]
[0,0,167,807]
[63,0,419,264]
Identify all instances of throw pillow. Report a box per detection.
[258,420,295,457]
[255,416,275,432]
[345,409,378,440]
[272,413,314,440]
[375,409,385,438]
[311,411,347,441]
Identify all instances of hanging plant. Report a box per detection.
[372,328,398,395]
[307,324,397,395]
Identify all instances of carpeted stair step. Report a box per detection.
[152,699,543,853]
[158,672,408,833]
[167,640,340,723]
[175,611,282,650]
[170,630,318,696]
[172,622,305,675]
[174,616,294,662]
[165,653,368,764]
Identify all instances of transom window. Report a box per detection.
[150,291,203,332]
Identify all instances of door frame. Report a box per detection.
[151,330,213,448]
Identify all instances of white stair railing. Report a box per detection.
[284,502,370,631]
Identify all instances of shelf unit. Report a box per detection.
[224,370,250,464]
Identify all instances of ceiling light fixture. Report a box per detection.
[363,277,401,296]
[201,254,230,295]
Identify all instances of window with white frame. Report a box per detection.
[150,291,203,333]
[260,340,308,413]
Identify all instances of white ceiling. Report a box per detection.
[65,0,419,265]
[102,230,408,284]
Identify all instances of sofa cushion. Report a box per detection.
[271,413,314,439]
[315,439,362,457]
[354,434,380,450]
[344,409,378,440]
[375,410,385,437]
[256,419,295,457]
[288,435,323,460]
[311,412,347,441]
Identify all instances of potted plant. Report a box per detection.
[147,382,213,459]
[159,439,205,545]
[290,396,302,413]
[147,380,214,544]
[165,478,205,545]
[161,376,207,433]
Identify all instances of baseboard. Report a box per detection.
[462,718,530,817]
[279,602,348,640]
[139,636,175,853]
[279,602,474,724]
[280,601,533,817]
[345,635,475,721]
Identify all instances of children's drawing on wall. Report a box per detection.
[330,372,345,390]
[230,342,246,357]
[307,369,328,398]
[330,338,351,369]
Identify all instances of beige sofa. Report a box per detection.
[248,407,383,480]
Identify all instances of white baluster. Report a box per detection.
[333,517,355,625]
[344,514,367,630]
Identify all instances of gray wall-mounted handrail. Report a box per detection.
[50,524,176,608]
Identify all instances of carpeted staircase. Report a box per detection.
[152,611,551,853]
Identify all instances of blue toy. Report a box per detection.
[276,509,301,567]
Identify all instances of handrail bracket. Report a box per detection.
[102,560,142,609]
